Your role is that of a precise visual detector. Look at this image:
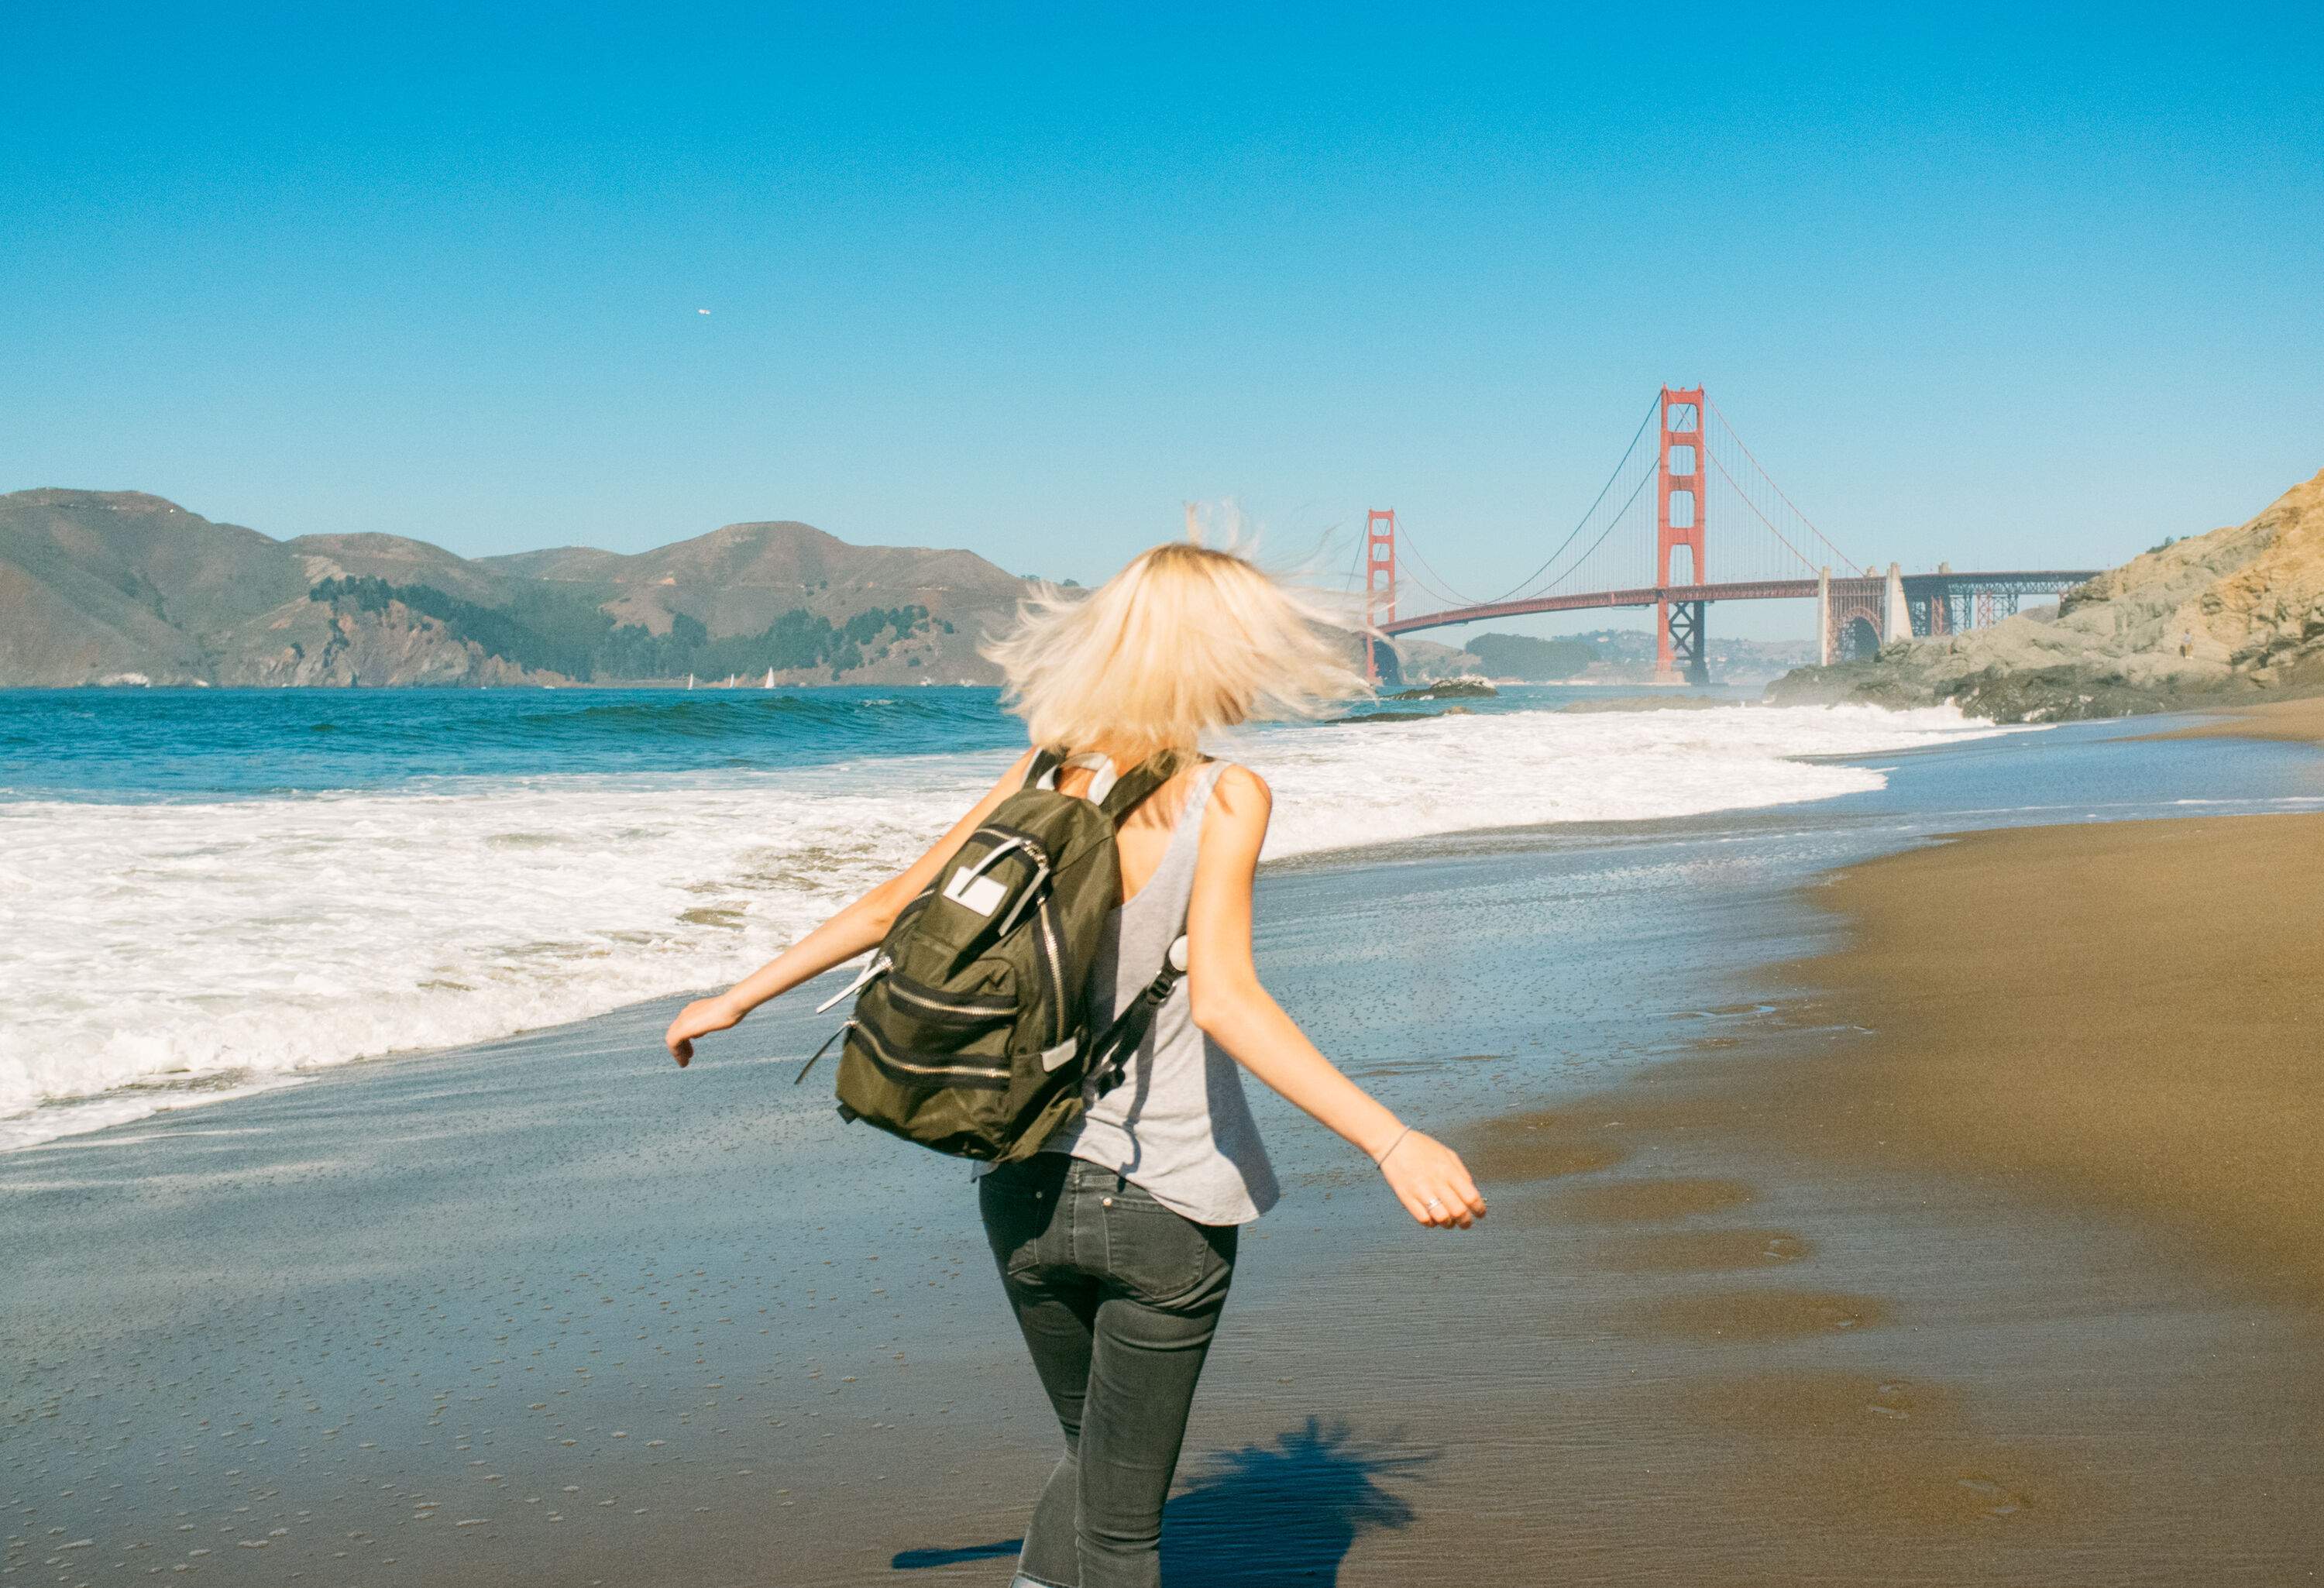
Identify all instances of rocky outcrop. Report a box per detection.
[213,595,562,687]
[1389,676,1497,700]
[1767,469,2324,720]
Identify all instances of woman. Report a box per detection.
[663,539,1488,1588]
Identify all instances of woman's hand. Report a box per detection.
[654,749,1041,1075]
[1181,770,1487,1232]
[1379,1131,1488,1229]
[665,995,742,1067]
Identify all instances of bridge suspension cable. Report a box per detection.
[1530,466,1657,595]
[1704,449,1820,574]
[1703,394,1868,576]
[1487,391,1662,605]
[1388,524,1492,610]
[1377,390,1665,613]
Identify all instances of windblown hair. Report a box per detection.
[983,538,1370,755]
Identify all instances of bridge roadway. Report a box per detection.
[1378,570,2105,638]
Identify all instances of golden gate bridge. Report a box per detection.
[1356,387,2099,685]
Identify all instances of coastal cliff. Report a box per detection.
[0,490,1032,687]
[1767,468,2324,720]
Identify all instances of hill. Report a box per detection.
[1766,468,2324,720]
[1397,628,1814,686]
[0,490,1035,687]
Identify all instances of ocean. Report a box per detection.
[0,684,2040,1150]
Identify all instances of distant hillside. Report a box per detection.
[1466,632,1597,681]
[1397,627,1813,686]
[1768,467,2324,720]
[496,519,1029,652]
[0,490,1034,687]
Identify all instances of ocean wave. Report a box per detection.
[0,686,1026,803]
[0,702,2014,1149]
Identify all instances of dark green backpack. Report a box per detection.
[800,748,1191,1163]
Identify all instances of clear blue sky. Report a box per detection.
[5,2,2319,641]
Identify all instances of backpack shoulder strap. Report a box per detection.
[1025,747,1066,789]
[1097,749,1194,823]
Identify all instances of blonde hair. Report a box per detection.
[983,538,1370,755]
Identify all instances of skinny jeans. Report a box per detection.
[978,1153,1239,1588]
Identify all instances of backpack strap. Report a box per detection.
[1036,749,1123,802]
[1030,747,1190,823]
[1085,934,1188,1098]
[1096,749,1189,823]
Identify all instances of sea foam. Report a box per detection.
[0,702,2009,1149]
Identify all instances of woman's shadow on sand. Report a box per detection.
[892,1417,1429,1585]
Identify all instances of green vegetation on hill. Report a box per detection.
[686,603,937,679]
[311,576,933,682]
[1465,631,1595,680]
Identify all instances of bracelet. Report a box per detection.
[1371,1126,1412,1169]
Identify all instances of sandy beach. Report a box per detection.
[7,709,2322,1586]
[1773,809,2324,1301]
[2143,691,2324,748]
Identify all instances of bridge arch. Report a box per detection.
[1820,575,1891,664]
[1837,614,1882,662]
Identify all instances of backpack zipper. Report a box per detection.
[961,826,1053,879]
[885,974,1015,1023]
[852,1019,1012,1088]
[1033,897,1066,1036]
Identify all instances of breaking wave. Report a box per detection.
[0,695,2013,1149]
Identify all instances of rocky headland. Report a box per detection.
[1767,468,2324,721]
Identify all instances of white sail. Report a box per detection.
[763,668,775,689]
[686,673,695,690]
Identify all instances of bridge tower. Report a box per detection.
[1655,387,1710,685]
[1363,508,1397,685]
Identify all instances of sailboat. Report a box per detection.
[762,668,776,689]
[724,673,737,689]
[686,672,696,690]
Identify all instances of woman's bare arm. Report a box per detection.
[662,748,1040,1065]
[1184,765,1487,1229]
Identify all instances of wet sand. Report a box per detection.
[2138,691,2324,746]
[8,720,2324,1586]
[1768,812,2324,1301]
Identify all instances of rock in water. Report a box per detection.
[1388,675,1498,700]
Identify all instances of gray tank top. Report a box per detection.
[1041,759,1281,1225]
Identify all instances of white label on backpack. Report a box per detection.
[943,870,1008,918]
[1040,1036,1078,1073]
